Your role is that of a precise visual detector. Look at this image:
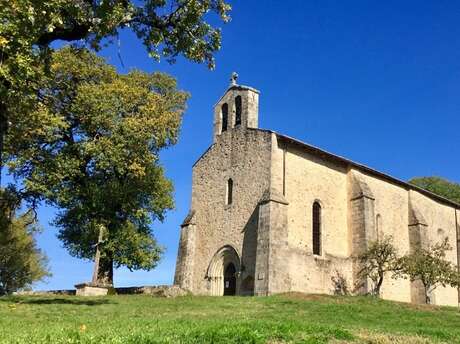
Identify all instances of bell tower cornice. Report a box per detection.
[213,73,260,142]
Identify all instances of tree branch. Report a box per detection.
[36,23,91,47]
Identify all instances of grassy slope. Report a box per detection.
[0,293,459,343]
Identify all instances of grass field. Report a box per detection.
[1,293,460,343]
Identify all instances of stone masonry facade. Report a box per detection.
[174,78,460,306]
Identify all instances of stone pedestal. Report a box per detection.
[75,283,109,296]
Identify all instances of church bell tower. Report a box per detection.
[213,73,260,143]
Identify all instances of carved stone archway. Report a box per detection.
[206,245,241,296]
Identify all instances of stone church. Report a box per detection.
[174,75,460,306]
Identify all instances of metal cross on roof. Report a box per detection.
[230,72,239,85]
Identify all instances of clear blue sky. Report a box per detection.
[31,0,460,290]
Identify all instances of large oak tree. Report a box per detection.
[1,0,229,286]
[7,47,188,286]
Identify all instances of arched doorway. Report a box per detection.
[206,245,241,296]
[224,263,236,296]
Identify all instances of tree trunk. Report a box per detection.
[375,275,384,297]
[91,225,113,287]
[96,254,113,287]
[424,285,430,304]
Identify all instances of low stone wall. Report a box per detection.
[15,285,187,297]
[14,289,76,296]
[116,285,188,297]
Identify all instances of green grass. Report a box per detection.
[1,293,460,343]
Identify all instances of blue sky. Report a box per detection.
[31,0,460,290]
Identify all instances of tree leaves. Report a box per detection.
[0,189,50,295]
[357,235,399,296]
[1,0,229,185]
[395,238,460,304]
[409,177,460,204]
[357,235,460,304]
[6,47,188,275]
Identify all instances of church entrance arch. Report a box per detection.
[207,245,240,296]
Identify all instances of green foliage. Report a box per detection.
[395,238,460,304]
[1,294,460,343]
[6,47,188,280]
[0,190,50,295]
[0,0,230,182]
[357,235,399,297]
[409,177,460,204]
[0,0,230,93]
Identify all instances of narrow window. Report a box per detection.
[235,96,242,126]
[222,103,228,132]
[312,202,321,255]
[227,178,233,205]
[376,214,382,240]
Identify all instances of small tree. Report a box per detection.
[357,235,398,297]
[396,238,457,304]
[0,189,50,295]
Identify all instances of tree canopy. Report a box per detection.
[1,0,230,90]
[357,235,398,297]
[6,47,189,285]
[0,0,230,286]
[409,177,460,204]
[0,0,230,182]
[395,238,459,304]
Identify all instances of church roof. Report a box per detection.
[258,128,460,210]
[193,125,460,210]
[214,84,260,107]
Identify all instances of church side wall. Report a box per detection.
[408,190,458,306]
[281,142,351,294]
[190,128,272,294]
[351,170,459,306]
[351,169,412,303]
[271,141,459,306]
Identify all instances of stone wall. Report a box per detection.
[279,139,351,295]
[175,81,460,305]
[408,189,458,306]
[352,169,411,302]
[267,137,459,306]
[254,188,290,295]
[213,85,259,143]
[173,212,197,291]
[186,127,272,295]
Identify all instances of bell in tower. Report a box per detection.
[213,73,260,143]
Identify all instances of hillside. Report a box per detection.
[0,293,459,343]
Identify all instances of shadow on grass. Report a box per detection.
[26,298,114,306]
[1,297,114,306]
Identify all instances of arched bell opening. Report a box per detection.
[206,245,241,296]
